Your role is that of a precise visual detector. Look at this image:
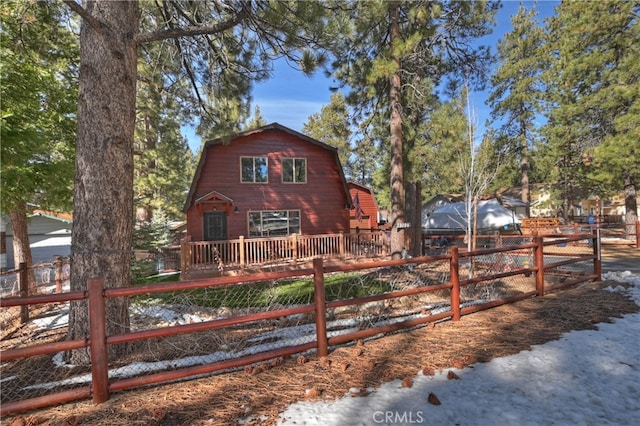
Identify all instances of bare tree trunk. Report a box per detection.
[405,181,423,257]
[9,202,35,290]
[388,1,405,259]
[623,173,638,239]
[520,130,530,217]
[0,216,6,272]
[67,0,139,364]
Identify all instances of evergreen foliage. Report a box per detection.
[0,1,78,214]
[487,3,545,207]
[302,93,353,176]
[541,0,639,223]
[244,105,268,130]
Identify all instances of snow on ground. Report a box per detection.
[277,270,640,426]
[16,267,640,425]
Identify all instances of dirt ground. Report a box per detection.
[3,246,639,426]
[600,244,639,260]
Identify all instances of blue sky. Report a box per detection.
[184,1,559,152]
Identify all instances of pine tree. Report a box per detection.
[62,0,332,363]
[543,0,639,229]
[329,0,498,257]
[134,56,196,223]
[1,1,78,283]
[302,92,353,176]
[351,129,381,189]
[244,105,268,130]
[487,3,546,212]
[416,98,470,200]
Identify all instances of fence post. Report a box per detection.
[18,262,28,324]
[450,247,461,321]
[88,278,109,404]
[636,221,640,248]
[593,229,601,281]
[535,237,545,296]
[381,231,388,257]
[180,239,188,274]
[338,232,345,258]
[54,256,63,293]
[239,235,245,268]
[291,233,298,263]
[313,258,328,358]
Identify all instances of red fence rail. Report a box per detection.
[0,234,600,416]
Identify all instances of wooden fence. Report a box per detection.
[180,231,388,278]
[0,234,601,416]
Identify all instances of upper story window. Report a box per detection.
[241,156,268,183]
[282,158,307,183]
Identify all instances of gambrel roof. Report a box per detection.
[183,123,353,212]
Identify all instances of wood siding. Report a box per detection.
[186,128,350,241]
[3,215,72,269]
[349,183,380,231]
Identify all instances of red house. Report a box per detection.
[348,181,382,231]
[184,123,353,242]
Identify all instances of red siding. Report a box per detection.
[349,184,380,230]
[186,130,350,241]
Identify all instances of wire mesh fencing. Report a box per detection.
[462,249,537,303]
[325,260,453,339]
[0,258,70,298]
[542,235,597,285]
[0,297,76,404]
[98,276,323,385]
[0,235,599,412]
[0,257,71,373]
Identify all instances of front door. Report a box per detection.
[203,211,227,241]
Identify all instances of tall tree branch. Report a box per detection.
[62,0,105,33]
[135,8,249,44]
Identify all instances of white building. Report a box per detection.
[1,211,72,270]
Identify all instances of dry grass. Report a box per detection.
[3,275,638,426]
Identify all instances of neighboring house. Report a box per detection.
[348,181,382,231]
[2,210,72,270]
[528,185,637,223]
[183,123,353,242]
[528,185,559,218]
[168,221,187,245]
[599,193,640,219]
[423,198,521,235]
[577,193,640,223]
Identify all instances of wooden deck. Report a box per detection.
[177,231,388,279]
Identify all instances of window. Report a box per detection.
[248,210,300,237]
[241,156,268,183]
[282,158,307,183]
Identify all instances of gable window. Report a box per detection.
[241,156,268,183]
[282,158,307,183]
[248,210,300,237]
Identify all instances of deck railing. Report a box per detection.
[180,231,388,277]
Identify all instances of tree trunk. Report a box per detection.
[405,181,423,257]
[623,172,638,239]
[67,0,139,364]
[9,202,36,290]
[388,1,405,259]
[520,130,530,217]
[0,216,7,272]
